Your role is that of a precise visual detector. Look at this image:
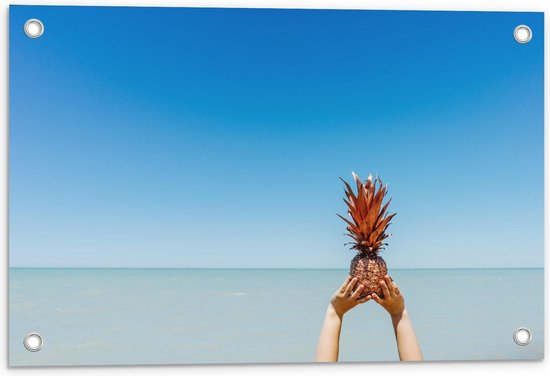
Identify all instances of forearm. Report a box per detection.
[391,309,423,361]
[315,304,343,362]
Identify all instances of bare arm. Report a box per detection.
[390,309,422,361]
[315,276,369,362]
[315,304,343,362]
[371,275,423,361]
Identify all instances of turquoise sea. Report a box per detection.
[9,268,544,366]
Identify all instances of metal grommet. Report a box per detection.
[513,327,531,346]
[24,19,44,39]
[23,332,43,352]
[514,25,532,44]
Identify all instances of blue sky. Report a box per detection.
[9,6,543,268]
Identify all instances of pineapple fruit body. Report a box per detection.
[349,253,387,299]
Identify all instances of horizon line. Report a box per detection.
[8,266,544,270]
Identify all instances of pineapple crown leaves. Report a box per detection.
[337,172,396,255]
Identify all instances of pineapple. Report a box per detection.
[337,172,396,298]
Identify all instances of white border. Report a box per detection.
[2,0,549,11]
[1,1,547,375]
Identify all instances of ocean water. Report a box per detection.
[9,268,543,366]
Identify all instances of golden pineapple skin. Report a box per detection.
[349,253,387,298]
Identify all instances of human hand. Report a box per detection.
[371,275,405,318]
[329,276,370,318]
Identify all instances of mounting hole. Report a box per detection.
[513,327,531,346]
[24,19,44,39]
[23,332,43,352]
[514,25,532,44]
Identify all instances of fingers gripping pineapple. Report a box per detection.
[337,172,396,299]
